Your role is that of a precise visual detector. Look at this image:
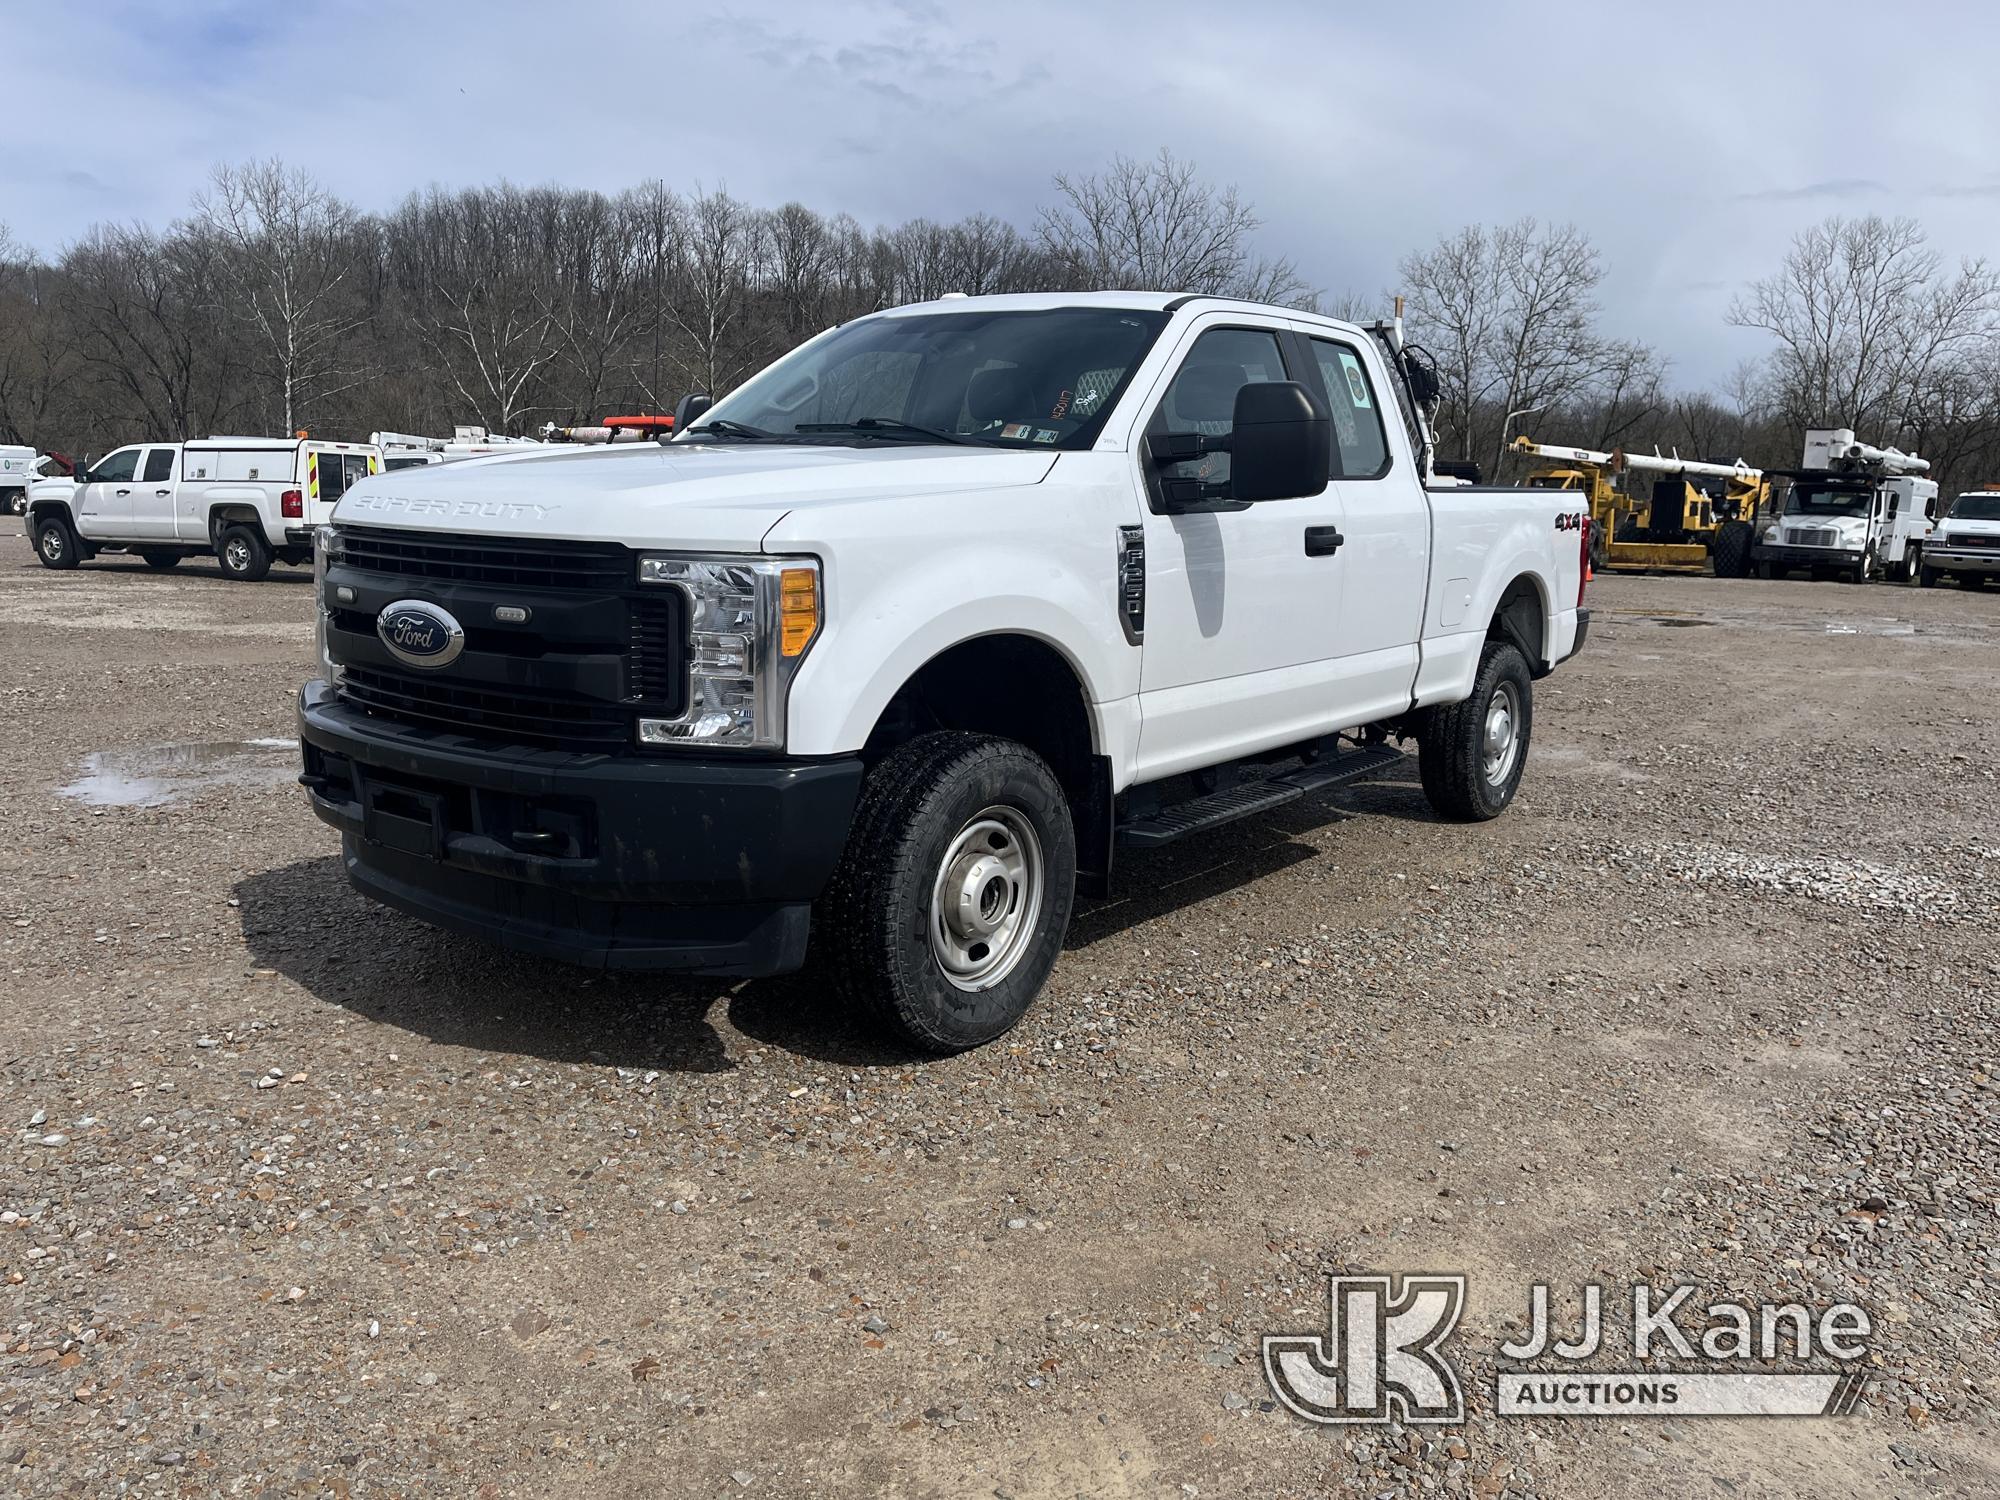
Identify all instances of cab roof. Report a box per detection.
[865,290,1368,338]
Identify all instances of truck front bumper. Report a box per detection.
[1923,546,2000,577]
[1752,543,1861,570]
[296,679,864,976]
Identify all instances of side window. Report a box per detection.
[91,448,141,484]
[1154,327,1290,497]
[141,448,175,483]
[1309,339,1390,479]
[343,453,372,489]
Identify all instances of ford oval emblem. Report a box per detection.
[376,599,465,669]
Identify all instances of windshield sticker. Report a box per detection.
[1051,389,1073,420]
[1001,423,1031,440]
[1338,351,1373,410]
[1034,428,1061,444]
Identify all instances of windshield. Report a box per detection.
[1786,486,1869,517]
[690,307,1172,449]
[1948,493,2000,522]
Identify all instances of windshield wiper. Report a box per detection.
[684,418,785,441]
[793,418,997,447]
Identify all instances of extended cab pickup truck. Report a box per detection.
[32,435,381,580]
[297,293,1591,1051]
[1919,490,2000,588]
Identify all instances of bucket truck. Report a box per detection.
[370,426,549,471]
[1751,428,1936,584]
[1511,436,1767,576]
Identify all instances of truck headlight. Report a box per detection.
[312,525,344,685]
[635,554,821,749]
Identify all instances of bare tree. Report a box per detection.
[1401,219,1640,473]
[666,188,762,397]
[1036,149,1312,305]
[195,159,367,434]
[1729,214,2000,438]
[388,185,567,432]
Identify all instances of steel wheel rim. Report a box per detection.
[1482,681,1522,787]
[39,528,62,561]
[929,805,1044,992]
[225,537,249,570]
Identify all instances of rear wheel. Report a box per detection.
[1712,520,1754,578]
[1919,565,1940,589]
[216,524,272,582]
[1588,524,1608,573]
[34,514,80,570]
[820,732,1076,1054]
[1417,640,1533,822]
[140,551,182,571]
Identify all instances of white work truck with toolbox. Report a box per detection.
[31,435,381,579]
[297,293,1590,1051]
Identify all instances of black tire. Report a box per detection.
[1919,566,1939,589]
[5,492,24,517]
[819,732,1077,1054]
[1417,640,1533,822]
[1712,520,1754,578]
[216,524,272,582]
[1967,574,1987,591]
[140,551,182,571]
[1850,545,1876,584]
[1588,524,1608,574]
[34,514,79,570]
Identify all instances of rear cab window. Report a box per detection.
[141,449,175,483]
[1307,337,1390,479]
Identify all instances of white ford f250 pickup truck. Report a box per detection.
[297,293,1591,1051]
[32,435,381,580]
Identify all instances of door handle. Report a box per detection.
[1304,527,1345,557]
[115,487,131,496]
[155,488,171,496]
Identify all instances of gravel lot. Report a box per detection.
[2,521,1996,1499]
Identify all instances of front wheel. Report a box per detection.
[1919,565,1939,589]
[1850,547,1876,584]
[1417,640,1533,821]
[820,732,1076,1054]
[35,515,80,570]
[216,524,272,582]
[1712,520,1754,578]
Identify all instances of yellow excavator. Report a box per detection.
[1510,436,1768,576]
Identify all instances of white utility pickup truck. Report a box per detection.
[1919,490,2000,589]
[31,435,381,580]
[297,293,1591,1051]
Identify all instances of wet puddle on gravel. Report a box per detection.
[58,739,299,808]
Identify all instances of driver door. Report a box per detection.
[1131,319,1349,782]
[73,446,143,538]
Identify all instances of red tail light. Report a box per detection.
[1578,514,1592,603]
[281,489,304,518]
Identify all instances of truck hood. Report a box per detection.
[330,441,1059,549]
[1940,516,2000,541]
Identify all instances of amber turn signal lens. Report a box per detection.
[779,567,818,657]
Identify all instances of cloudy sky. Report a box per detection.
[9,0,1999,389]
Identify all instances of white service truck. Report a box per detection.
[297,292,1591,1051]
[1,444,38,516]
[1752,428,1937,583]
[30,435,382,580]
[1919,489,2000,589]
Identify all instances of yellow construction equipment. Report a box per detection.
[1510,436,1769,576]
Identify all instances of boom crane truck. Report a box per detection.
[1751,428,1935,584]
[1511,436,1766,576]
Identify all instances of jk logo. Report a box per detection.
[1262,1273,1466,1425]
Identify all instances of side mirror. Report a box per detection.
[673,392,713,432]
[1229,381,1330,502]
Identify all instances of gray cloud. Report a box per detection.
[1735,178,1890,203]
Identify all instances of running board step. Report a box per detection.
[1116,744,1404,849]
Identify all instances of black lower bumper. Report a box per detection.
[296,680,864,976]
[1752,543,1861,570]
